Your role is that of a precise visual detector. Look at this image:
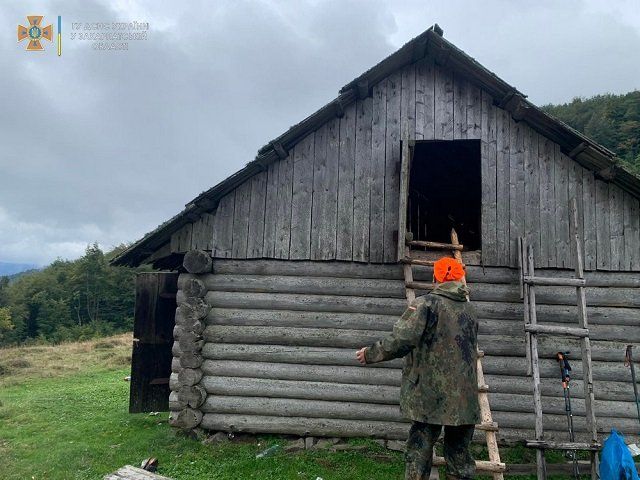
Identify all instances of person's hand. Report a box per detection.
[356,347,367,365]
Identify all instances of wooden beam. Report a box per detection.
[596,165,617,181]
[524,324,589,338]
[356,79,369,99]
[569,142,588,158]
[333,97,345,118]
[270,141,288,160]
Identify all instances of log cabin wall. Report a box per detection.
[169,258,640,443]
[170,58,640,271]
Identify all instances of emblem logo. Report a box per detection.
[17,16,53,51]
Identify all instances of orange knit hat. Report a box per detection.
[433,257,465,283]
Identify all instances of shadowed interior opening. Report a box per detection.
[407,140,482,251]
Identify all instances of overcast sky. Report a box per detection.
[1,0,639,266]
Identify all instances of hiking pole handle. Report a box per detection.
[556,351,572,386]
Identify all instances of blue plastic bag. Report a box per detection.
[600,429,639,480]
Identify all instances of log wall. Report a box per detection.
[169,258,640,443]
[170,58,640,271]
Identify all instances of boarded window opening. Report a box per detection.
[407,140,482,251]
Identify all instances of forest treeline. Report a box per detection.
[542,90,640,174]
[0,244,147,347]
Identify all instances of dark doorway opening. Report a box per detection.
[407,140,482,251]
[129,272,178,413]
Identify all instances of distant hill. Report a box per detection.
[542,91,640,175]
[0,262,39,277]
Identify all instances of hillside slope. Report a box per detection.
[542,90,640,174]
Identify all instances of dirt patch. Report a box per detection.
[93,340,117,350]
[8,359,31,369]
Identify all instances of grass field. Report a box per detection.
[0,334,576,479]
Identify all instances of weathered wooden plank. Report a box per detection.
[201,413,409,440]
[209,258,640,287]
[568,161,584,268]
[337,103,356,260]
[554,149,570,267]
[274,151,294,259]
[262,161,279,257]
[201,360,400,386]
[191,214,214,251]
[400,63,416,141]
[434,64,454,140]
[509,117,525,267]
[609,184,625,270]
[582,170,597,270]
[170,223,193,254]
[538,137,555,268]
[289,133,315,259]
[624,192,640,270]
[212,191,235,258]
[212,258,402,279]
[369,80,387,263]
[200,343,403,370]
[203,291,407,315]
[466,82,482,140]
[231,181,251,258]
[453,72,467,139]
[383,71,401,263]
[595,179,611,270]
[200,394,403,422]
[495,108,510,263]
[352,97,373,262]
[199,273,404,298]
[524,129,541,260]
[199,375,399,404]
[246,172,267,258]
[207,308,398,331]
[311,119,339,260]
[480,91,497,265]
[414,57,435,140]
[203,325,386,349]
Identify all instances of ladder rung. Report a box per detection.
[406,281,436,291]
[407,240,464,251]
[478,384,490,393]
[524,324,589,338]
[401,257,435,266]
[523,275,586,287]
[477,350,485,358]
[475,421,499,432]
[525,440,601,451]
[434,456,506,473]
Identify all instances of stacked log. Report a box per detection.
[168,258,640,443]
[168,250,212,431]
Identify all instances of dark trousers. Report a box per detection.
[405,422,475,480]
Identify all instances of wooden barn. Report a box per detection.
[113,25,640,447]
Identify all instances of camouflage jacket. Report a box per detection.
[365,281,480,426]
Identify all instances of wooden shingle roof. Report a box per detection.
[112,24,640,267]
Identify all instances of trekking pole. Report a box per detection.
[556,351,579,479]
[624,345,640,425]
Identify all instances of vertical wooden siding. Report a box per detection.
[171,60,640,271]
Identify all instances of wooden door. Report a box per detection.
[397,139,415,261]
[129,272,178,413]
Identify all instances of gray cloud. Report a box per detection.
[1,0,639,265]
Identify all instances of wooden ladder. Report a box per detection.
[402,228,506,479]
[518,200,600,480]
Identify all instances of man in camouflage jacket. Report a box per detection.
[356,269,479,479]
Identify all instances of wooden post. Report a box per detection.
[527,243,547,480]
[571,198,599,480]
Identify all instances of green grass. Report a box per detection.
[0,334,585,479]
[0,335,404,479]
